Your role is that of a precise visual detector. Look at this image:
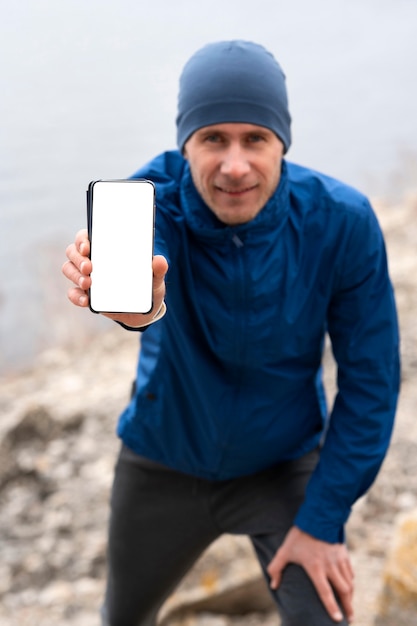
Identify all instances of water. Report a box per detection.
[1,0,416,373]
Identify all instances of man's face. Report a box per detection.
[183,123,284,226]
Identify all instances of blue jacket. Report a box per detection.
[117,150,400,543]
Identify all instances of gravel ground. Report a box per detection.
[0,194,416,626]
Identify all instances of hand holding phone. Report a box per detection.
[87,179,155,314]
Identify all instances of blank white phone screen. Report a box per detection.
[89,180,155,313]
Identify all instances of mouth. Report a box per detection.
[215,184,258,196]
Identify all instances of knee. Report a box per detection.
[272,564,348,626]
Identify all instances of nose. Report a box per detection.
[220,145,251,177]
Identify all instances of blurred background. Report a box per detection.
[1,0,416,374]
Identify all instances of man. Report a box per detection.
[63,41,400,626]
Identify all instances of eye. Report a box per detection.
[204,133,222,143]
[247,133,266,143]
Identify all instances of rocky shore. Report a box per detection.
[0,193,416,626]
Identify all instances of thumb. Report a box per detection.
[152,255,169,303]
[153,254,169,279]
[267,547,288,590]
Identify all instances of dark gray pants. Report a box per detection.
[102,444,349,626]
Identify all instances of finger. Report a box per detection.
[267,550,286,590]
[336,587,354,624]
[152,255,169,305]
[329,547,354,622]
[75,229,90,256]
[343,552,355,581]
[65,230,91,271]
[67,286,90,308]
[62,259,92,291]
[337,559,354,592]
[310,572,345,623]
[328,567,354,623]
[65,243,92,276]
[152,255,169,279]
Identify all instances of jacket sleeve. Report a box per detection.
[294,201,400,543]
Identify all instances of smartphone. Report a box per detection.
[87,179,155,314]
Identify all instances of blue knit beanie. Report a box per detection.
[176,40,292,153]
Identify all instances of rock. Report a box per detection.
[0,402,85,489]
[374,508,417,625]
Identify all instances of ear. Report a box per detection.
[182,145,188,160]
